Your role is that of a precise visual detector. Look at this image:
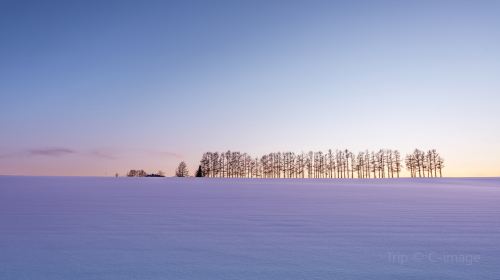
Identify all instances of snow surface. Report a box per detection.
[0,177,499,279]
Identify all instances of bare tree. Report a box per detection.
[306,152,313,178]
[394,150,402,178]
[175,161,189,177]
[370,152,377,178]
[436,155,444,177]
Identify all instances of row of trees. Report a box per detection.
[405,149,444,178]
[126,169,165,177]
[197,149,444,178]
[127,169,148,177]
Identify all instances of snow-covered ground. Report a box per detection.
[0,177,499,279]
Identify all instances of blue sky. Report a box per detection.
[1,0,499,176]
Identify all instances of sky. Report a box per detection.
[0,0,499,177]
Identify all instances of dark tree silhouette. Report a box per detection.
[195,165,204,177]
[127,169,147,177]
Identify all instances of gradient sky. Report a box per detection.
[1,0,499,176]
